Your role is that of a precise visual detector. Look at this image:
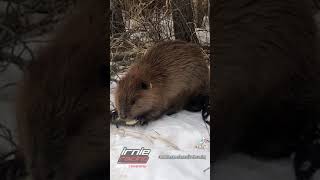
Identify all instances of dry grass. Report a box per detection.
[110,0,209,83]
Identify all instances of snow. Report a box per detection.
[110,114,210,180]
[110,80,320,180]
[214,155,296,180]
[110,82,210,180]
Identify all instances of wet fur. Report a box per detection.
[16,0,108,179]
[115,40,209,122]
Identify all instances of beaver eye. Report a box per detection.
[131,100,136,105]
[141,82,148,89]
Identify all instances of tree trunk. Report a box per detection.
[171,0,199,43]
[195,0,206,27]
[110,0,125,36]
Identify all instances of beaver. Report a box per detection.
[114,40,209,125]
[212,0,320,163]
[16,0,108,179]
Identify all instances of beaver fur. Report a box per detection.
[115,40,209,123]
[212,0,320,161]
[16,0,108,179]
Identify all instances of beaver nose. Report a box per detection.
[120,114,127,119]
[119,107,127,119]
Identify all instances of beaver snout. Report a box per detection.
[119,105,128,119]
[119,114,127,119]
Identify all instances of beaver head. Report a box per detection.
[114,66,161,121]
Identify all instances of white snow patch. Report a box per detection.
[110,82,210,180]
[110,81,320,180]
[214,155,295,180]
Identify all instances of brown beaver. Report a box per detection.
[16,0,108,179]
[212,0,320,162]
[114,40,209,124]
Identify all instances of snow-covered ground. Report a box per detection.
[110,82,210,180]
[110,82,320,180]
[110,113,210,180]
[215,155,320,180]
